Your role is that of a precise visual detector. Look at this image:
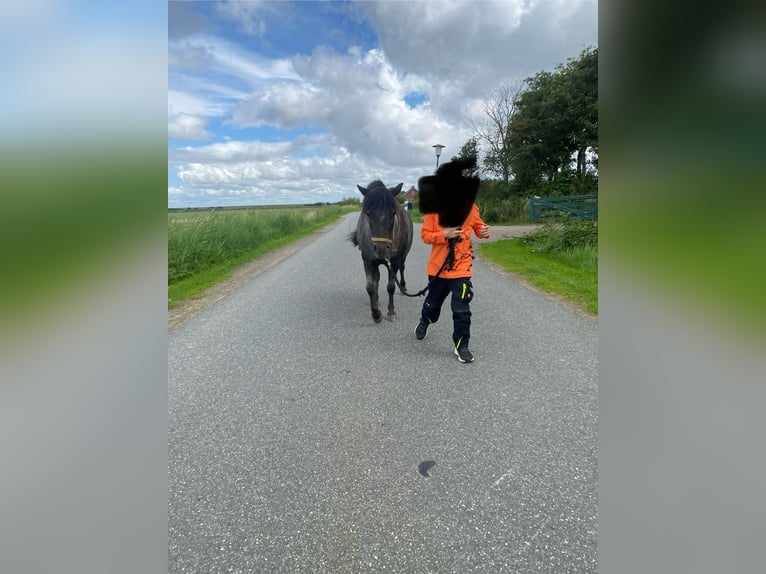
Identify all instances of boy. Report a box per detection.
[415,204,490,362]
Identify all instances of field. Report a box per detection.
[168,204,358,307]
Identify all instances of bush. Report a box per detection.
[475,179,528,224]
[521,213,598,253]
[534,170,598,197]
[479,198,528,224]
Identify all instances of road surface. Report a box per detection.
[168,213,598,572]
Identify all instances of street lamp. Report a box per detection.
[432,144,445,169]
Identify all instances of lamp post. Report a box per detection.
[432,144,445,169]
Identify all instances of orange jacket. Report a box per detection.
[421,204,487,278]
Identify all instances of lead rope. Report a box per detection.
[387,236,458,298]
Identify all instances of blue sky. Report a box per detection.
[168,1,598,208]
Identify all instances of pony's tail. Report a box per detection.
[347,231,359,247]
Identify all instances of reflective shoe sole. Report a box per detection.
[454,347,474,363]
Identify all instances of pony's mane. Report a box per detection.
[362,180,398,212]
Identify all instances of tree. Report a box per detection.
[508,47,598,194]
[508,70,571,190]
[468,81,523,183]
[450,137,480,178]
[564,47,598,180]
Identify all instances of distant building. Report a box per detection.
[404,186,417,201]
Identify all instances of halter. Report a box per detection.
[369,210,400,248]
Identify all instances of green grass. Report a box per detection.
[479,239,598,315]
[168,205,357,307]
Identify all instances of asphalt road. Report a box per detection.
[168,213,598,573]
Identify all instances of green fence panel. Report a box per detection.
[530,195,598,223]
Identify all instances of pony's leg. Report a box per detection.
[399,258,407,290]
[365,261,382,323]
[386,264,397,321]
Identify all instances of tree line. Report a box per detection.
[459,46,597,207]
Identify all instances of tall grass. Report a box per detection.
[168,205,354,287]
[478,197,529,224]
[521,214,598,253]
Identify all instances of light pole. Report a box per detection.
[432,144,445,169]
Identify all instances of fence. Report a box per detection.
[529,194,598,223]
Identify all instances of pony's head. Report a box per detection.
[417,157,480,227]
[357,181,404,260]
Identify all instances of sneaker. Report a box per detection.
[454,343,474,363]
[415,318,429,340]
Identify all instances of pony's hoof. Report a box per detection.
[387,313,397,322]
[372,311,382,323]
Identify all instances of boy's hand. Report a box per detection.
[478,225,490,239]
[444,227,462,239]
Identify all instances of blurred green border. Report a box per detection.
[0,144,165,326]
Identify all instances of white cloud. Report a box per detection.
[168,33,301,147]
[169,34,298,88]
[361,0,597,94]
[168,114,210,141]
[170,139,297,163]
[229,46,469,167]
[170,158,359,208]
[230,83,326,129]
[215,1,272,37]
[168,1,597,207]
[168,89,220,117]
[170,137,432,207]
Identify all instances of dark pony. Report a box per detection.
[417,157,480,227]
[363,157,479,298]
[349,181,413,322]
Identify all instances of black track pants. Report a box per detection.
[420,276,473,347]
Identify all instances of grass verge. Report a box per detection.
[168,206,356,308]
[479,239,598,315]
